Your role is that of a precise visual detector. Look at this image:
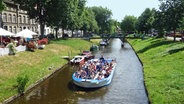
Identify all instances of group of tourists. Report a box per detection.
[74,56,116,80]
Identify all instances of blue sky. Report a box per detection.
[86,0,160,22]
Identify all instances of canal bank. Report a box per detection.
[6,38,148,104]
[2,64,69,104]
[0,39,94,103]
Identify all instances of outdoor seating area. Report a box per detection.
[0,28,48,56]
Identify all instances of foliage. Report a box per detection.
[158,0,184,41]
[128,38,184,104]
[0,0,6,11]
[17,75,29,94]
[27,41,37,51]
[12,0,48,37]
[91,6,112,34]
[152,9,165,38]
[121,15,137,33]
[136,8,155,34]
[106,19,118,34]
[38,38,48,45]
[82,7,99,36]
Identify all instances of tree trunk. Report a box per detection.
[174,30,176,41]
[40,23,45,39]
[55,28,58,39]
[72,30,74,37]
[62,28,65,38]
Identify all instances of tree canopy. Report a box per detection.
[136,8,155,34]
[159,0,184,41]
[90,6,112,34]
[0,0,6,11]
[121,15,137,34]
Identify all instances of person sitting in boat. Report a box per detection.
[80,70,87,79]
[99,55,105,62]
[89,69,95,79]
[98,72,104,80]
[75,69,81,78]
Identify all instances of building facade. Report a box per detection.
[0,1,38,34]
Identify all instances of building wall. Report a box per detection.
[0,1,38,34]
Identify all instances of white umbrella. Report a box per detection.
[16,29,37,38]
[0,28,15,45]
[0,28,15,36]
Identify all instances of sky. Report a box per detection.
[86,0,160,22]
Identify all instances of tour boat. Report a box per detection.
[72,58,117,88]
[70,55,85,64]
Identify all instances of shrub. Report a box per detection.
[38,38,48,45]
[17,75,29,95]
[27,41,36,51]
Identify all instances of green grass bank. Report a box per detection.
[128,38,184,104]
[0,38,99,103]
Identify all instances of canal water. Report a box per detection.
[8,38,148,104]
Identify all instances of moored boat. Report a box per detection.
[81,50,95,60]
[72,57,117,88]
[99,41,107,46]
[70,55,85,65]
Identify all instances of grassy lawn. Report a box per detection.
[0,38,94,103]
[128,38,184,104]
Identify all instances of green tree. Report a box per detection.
[0,0,6,11]
[136,8,154,34]
[68,0,86,37]
[121,15,137,34]
[106,19,119,35]
[91,6,112,35]
[12,0,49,38]
[81,7,98,36]
[159,0,184,41]
[152,9,165,38]
[45,0,62,38]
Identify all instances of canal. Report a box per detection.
[8,38,148,104]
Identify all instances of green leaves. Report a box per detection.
[121,15,137,33]
[17,75,29,94]
[0,0,6,11]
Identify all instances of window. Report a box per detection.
[8,14,12,22]
[30,19,32,24]
[13,26,16,33]
[19,26,22,31]
[32,27,34,31]
[27,17,29,24]
[13,14,17,23]
[19,15,22,23]
[3,13,7,22]
[4,26,8,30]
[9,26,12,32]
[23,16,26,23]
